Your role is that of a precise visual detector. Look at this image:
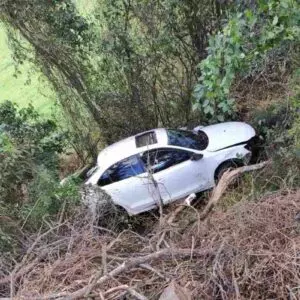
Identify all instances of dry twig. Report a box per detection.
[40,248,211,300]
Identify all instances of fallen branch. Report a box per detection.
[39,248,212,300]
[0,257,39,286]
[200,161,270,220]
[164,162,269,226]
[7,189,300,300]
[8,222,66,297]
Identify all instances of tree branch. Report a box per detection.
[200,161,270,220]
[36,248,211,300]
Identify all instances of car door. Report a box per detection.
[97,155,160,215]
[141,148,211,203]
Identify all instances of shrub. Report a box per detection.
[194,0,300,123]
[19,168,80,230]
[0,101,79,231]
[247,69,300,191]
[0,100,65,203]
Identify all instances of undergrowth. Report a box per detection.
[1,191,300,299]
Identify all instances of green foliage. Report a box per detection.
[0,222,23,256]
[194,0,300,122]
[0,100,65,202]
[194,13,247,121]
[19,167,80,230]
[47,1,91,47]
[0,100,80,228]
[252,103,294,141]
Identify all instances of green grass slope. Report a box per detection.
[0,1,95,117]
[0,25,56,116]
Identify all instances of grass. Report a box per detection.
[0,24,56,117]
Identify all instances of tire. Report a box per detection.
[214,160,242,184]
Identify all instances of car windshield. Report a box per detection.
[167,129,208,150]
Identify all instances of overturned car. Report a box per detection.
[85,122,256,215]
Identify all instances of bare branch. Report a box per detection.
[200,161,270,220]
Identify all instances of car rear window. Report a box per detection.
[135,131,157,148]
[167,129,208,150]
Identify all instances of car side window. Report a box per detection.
[97,155,145,187]
[141,148,192,173]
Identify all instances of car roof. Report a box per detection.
[97,128,168,170]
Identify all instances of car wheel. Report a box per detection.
[215,160,242,184]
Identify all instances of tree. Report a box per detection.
[0,0,102,161]
[0,0,229,159]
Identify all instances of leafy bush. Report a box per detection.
[194,0,300,123]
[0,101,80,231]
[19,168,80,230]
[0,100,66,202]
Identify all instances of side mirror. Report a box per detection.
[190,153,203,161]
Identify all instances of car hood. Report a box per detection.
[201,122,255,152]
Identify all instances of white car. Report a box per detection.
[86,122,256,215]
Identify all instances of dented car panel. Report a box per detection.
[86,122,256,215]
